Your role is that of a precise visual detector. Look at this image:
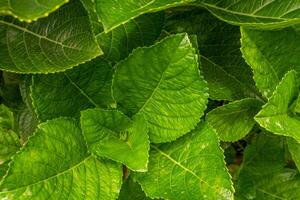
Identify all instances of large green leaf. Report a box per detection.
[207,98,262,142]
[241,27,300,98]
[90,0,193,32]
[236,133,300,199]
[195,0,300,29]
[0,118,122,199]
[255,70,300,143]
[0,0,68,22]
[113,34,208,143]
[31,58,113,121]
[287,138,300,172]
[81,109,149,172]
[97,12,164,63]
[164,9,259,101]
[134,122,234,200]
[0,1,101,74]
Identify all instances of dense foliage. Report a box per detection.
[1,0,300,199]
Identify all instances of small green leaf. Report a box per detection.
[196,0,300,29]
[241,27,300,98]
[0,0,69,22]
[0,1,101,73]
[118,177,151,200]
[236,133,300,199]
[0,118,122,199]
[207,98,262,142]
[113,33,208,143]
[31,58,113,121]
[287,138,300,171]
[81,108,149,172]
[134,122,234,200]
[255,70,300,142]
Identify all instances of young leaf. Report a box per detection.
[206,98,262,142]
[97,12,165,63]
[87,0,193,32]
[0,0,68,22]
[236,133,300,199]
[241,27,300,98]
[118,177,151,200]
[31,58,113,121]
[0,118,122,199]
[134,122,234,200]
[113,33,208,143]
[164,10,259,101]
[81,109,149,172]
[287,138,300,171]
[255,70,300,142]
[196,0,300,29]
[0,1,101,73]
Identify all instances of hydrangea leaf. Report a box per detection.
[255,70,300,142]
[164,10,259,101]
[196,0,300,29]
[0,1,102,74]
[88,0,194,32]
[0,118,122,200]
[241,27,300,98]
[81,109,149,172]
[31,58,113,121]
[236,133,300,199]
[207,98,262,142]
[0,0,69,22]
[113,33,208,143]
[118,177,151,200]
[134,122,234,200]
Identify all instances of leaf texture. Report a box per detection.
[241,27,300,98]
[113,33,208,143]
[0,0,69,22]
[255,70,300,143]
[134,122,234,200]
[0,1,101,73]
[196,0,300,29]
[81,109,149,172]
[0,118,122,200]
[207,98,262,142]
[31,58,113,121]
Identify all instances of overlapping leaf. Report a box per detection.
[134,122,234,200]
[118,177,151,200]
[207,98,262,142]
[236,133,300,199]
[0,118,122,199]
[164,10,259,101]
[81,109,149,172]
[31,58,113,121]
[0,0,69,22]
[241,26,300,98]
[196,0,300,29]
[0,1,101,73]
[287,138,300,171]
[255,70,300,143]
[113,33,208,143]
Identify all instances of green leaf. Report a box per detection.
[31,58,113,121]
[81,108,149,172]
[287,138,300,171]
[196,0,300,29]
[0,0,68,22]
[90,0,193,32]
[0,72,22,108]
[0,161,9,179]
[113,33,208,143]
[241,27,300,98]
[164,9,259,101]
[255,70,300,143]
[97,12,164,63]
[206,98,262,142]
[236,133,300,199]
[134,122,234,200]
[0,118,122,199]
[0,1,101,74]
[0,104,14,130]
[118,177,151,200]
